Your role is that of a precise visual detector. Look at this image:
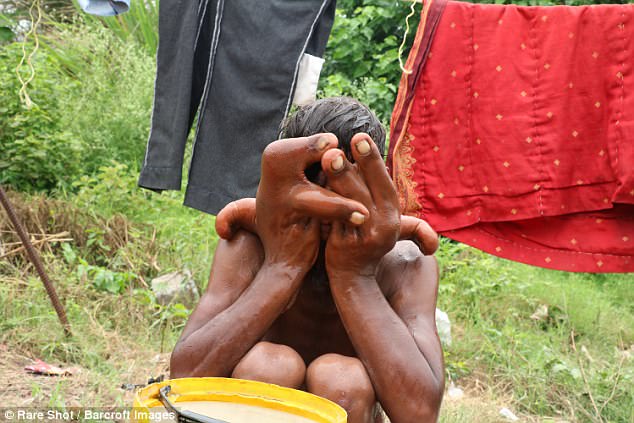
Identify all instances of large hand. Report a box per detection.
[215,198,257,239]
[400,215,439,255]
[321,133,402,277]
[252,134,370,273]
[217,199,438,255]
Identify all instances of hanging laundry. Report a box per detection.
[138,0,335,215]
[77,0,130,16]
[389,0,634,273]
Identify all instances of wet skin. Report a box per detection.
[170,133,445,423]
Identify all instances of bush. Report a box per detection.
[69,162,218,285]
[0,20,154,193]
[436,239,634,421]
[49,23,155,170]
[320,1,419,125]
[320,0,614,129]
[0,42,84,191]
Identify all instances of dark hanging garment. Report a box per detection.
[139,0,336,215]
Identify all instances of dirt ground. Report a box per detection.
[1,343,556,423]
[0,343,170,409]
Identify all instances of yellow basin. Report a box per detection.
[133,377,347,423]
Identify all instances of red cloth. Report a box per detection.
[389,1,634,272]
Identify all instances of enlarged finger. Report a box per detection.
[215,198,257,239]
[321,149,372,207]
[350,133,398,207]
[399,215,439,255]
[291,186,369,226]
[261,133,338,178]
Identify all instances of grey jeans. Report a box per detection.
[138,0,336,215]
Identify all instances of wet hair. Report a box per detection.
[280,97,386,163]
[281,98,385,274]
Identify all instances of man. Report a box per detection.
[170,98,445,423]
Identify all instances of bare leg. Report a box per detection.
[306,354,379,423]
[231,341,306,389]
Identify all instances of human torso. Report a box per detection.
[262,256,396,364]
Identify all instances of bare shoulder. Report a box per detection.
[179,230,264,340]
[377,240,439,318]
[205,230,264,294]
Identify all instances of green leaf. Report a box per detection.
[0,27,13,42]
[61,244,77,265]
[552,363,568,375]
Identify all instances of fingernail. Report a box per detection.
[349,212,365,225]
[356,140,371,156]
[331,155,344,171]
[318,136,330,150]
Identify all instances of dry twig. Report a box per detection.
[599,339,626,416]
[570,330,602,422]
[0,232,72,259]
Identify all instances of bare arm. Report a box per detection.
[171,261,308,378]
[322,134,443,423]
[334,242,444,422]
[171,231,308,378]
[328,257,443,423]
[380,243,443,390]
[171,134,368,378]
[215,198,438,255]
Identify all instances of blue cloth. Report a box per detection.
[77,0,130,16]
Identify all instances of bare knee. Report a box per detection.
[231,341,306,389]
[306,354,376,423]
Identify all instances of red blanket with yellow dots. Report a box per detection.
[388,0,634,272]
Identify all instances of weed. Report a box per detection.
[436,239,634,421]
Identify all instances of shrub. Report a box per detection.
[0,21,155,192]
[320,1,418,125]
[0,42,84,191]
[47,22,155,172]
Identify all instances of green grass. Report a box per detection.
[68,162,217,281]
[1,187,213,407]
[437,240,634,422]
[1,190,632,422]
[1,6,632,421]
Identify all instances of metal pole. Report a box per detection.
[0,186,71,337]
